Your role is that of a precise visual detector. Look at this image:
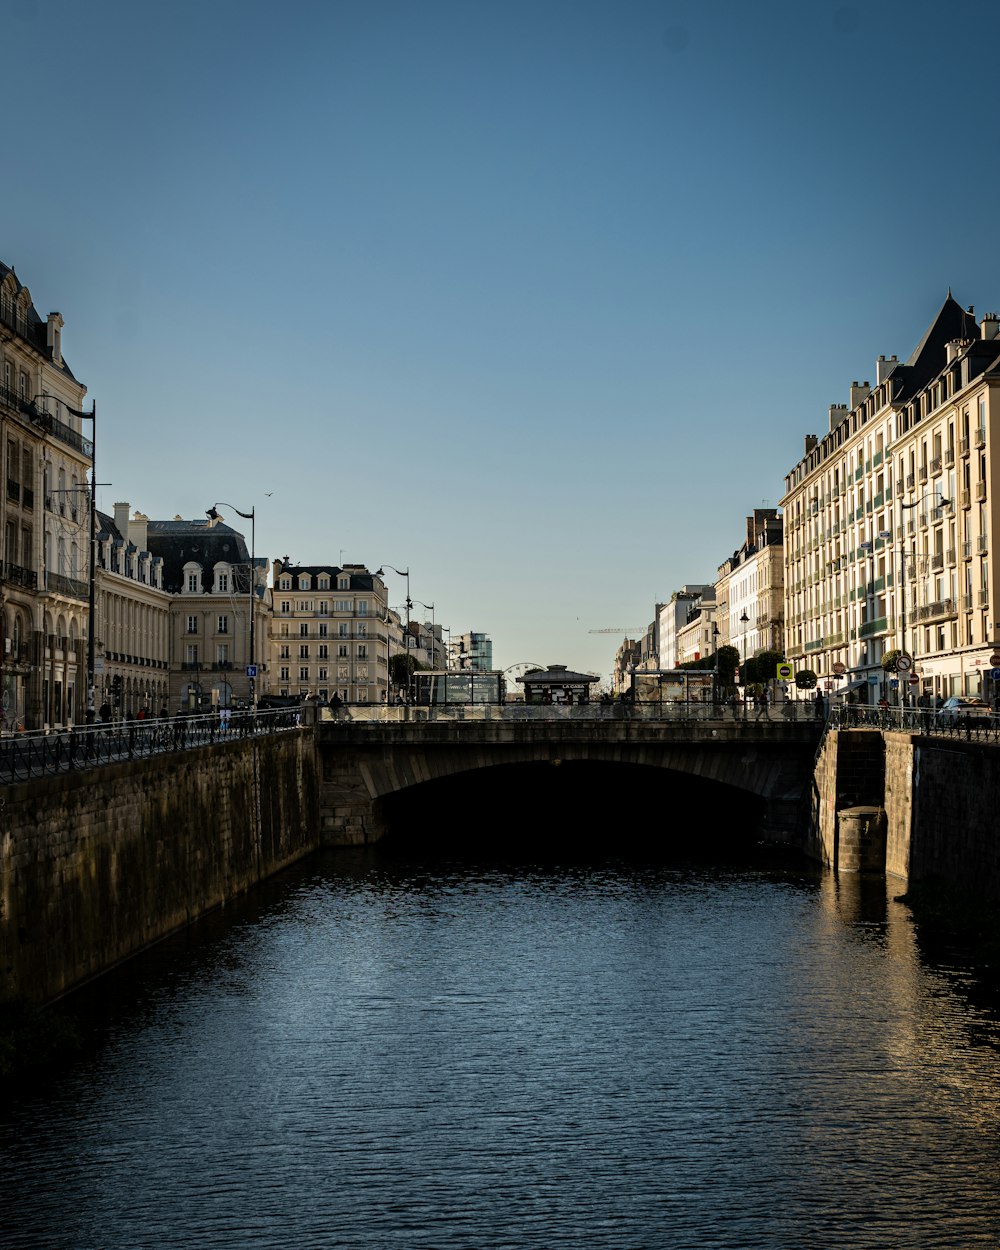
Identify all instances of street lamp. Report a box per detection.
[897,490,951,693]
[32,394,98,722]
[206,502,256,709]
[414,599,436,668]
[739,609,750,709]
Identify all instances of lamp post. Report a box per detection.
[414,600,436,668]
[376,564,410,693]
[739,609,749,712]
[206,502,256,710]
[32,394,98,722]
[897,489,951,704]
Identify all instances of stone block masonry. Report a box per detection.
[0,732,321,1004]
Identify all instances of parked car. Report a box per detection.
[936,696,992,726]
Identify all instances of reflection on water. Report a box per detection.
[2,846,1000,1250]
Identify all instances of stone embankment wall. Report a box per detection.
[816,728,1000,900]
[0,732,320,1004]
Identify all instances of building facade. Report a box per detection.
[145,513,268,710]
[450,631,493,672]
[782,295,1000,702]
[1,261,94,729]
[95,504,171,716]
[270,561,388,704]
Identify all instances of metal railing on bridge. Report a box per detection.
[0,707,302,785]
[322,700,827,726]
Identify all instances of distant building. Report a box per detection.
[451,630,493,672]
[271,560,387,704]
[658,586,714,671]
[145,513,268,709]
[718,510,784,667]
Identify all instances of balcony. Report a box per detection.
[961,489,972,509]
[945,448,955,467]
[1,562,38,589]
[976,481,987,501]
[930,456,942,475]
[978,534,989,554]
[181,661,202,671]
[906,472,915,489]
[47,572,88,600]
[975,426,987,448]
[946,547,957,565]
[859,617,888,639]
[913,599,957,623]
[918,466,929,483]
[963,540,973,559]
[931,553,944,571]
[979,589,989,608]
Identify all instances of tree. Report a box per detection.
[715,645,740,688]
[389,653,428,687]
[882,649,903,673]
[794,669,818,690]
[744,649,784,684]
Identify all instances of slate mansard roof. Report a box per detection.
[277,563,380,592]
[0,259,80,383]
[145,519,256,595]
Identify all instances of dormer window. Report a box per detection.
[318,576,330,590]
[338,576,349,590]
[280,577,291,591]
[298,575,311,590]
[183,561,202,594]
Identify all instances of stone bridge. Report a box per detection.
[316,716,825,847]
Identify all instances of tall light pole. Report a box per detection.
[897,489,951,702]
[414,599,436,668]
[33,394,98,722]
[376,564,410,692]
[739,608,749,710]
[206,502,256,710]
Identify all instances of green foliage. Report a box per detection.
[715,644,740,687]
[744,649,783,684]
[794,668,818,690]
[882,649,903,673]
[388,654,429,686]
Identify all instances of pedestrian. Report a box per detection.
[814,689,825,720]
[755,689,770,720]
[99,700,112,723]
[159,706,168,720]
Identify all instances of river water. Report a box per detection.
[3,844,1000,1250]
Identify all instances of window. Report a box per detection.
[280,644,290,659]
[280,666,289,681]
[187,615,198,634]
[299,667,309,681]
[357,600,368,616]
[318,577,329,591]
[279,577,291,590]
[319,601,329,615]
[187,573,199,592]
[217,615,228,634]
[339,623,349,637]
[186,644,198,666]
[338,577,349,590]
[280,600,290,614]
[217,573,229,592]
[217,644,229,666]
[338,644,348,658]
[318,644,328,659]
[335,599,351,612]
[299,644,309,659]
[299,622,309,637]
[318,623,328,638]
[357,622,367,637]
[298,575,311,590]
[318,668,328,681]
[357,644,367,659]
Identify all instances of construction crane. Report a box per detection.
[588,627,644,634]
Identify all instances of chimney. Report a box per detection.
[113,501,130,536]
[46,312,64,366]
[876,355,898,385]
[804,434,818,455]
[849,381,871,410]
[981,313,1000,341]
[128,510,148,551]
[828,403,848,432]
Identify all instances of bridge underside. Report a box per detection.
[318,723,817,851]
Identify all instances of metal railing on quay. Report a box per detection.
[829,703,1000,741]
[0,707,303,785]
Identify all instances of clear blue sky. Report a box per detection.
[5,0,1000,679]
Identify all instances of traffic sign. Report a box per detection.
[991,652,1000,666]
[896,653,913,673]
[909,675,920,686]
[868,675,879,685]
[890,679,899,689]
[990,668,1000,682]
[832,661,846,675]
[246,664,258,678]
[776,662,792,680]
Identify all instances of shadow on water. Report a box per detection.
[376,759,774,865]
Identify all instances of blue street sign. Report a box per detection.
[246,665,258,678]
[990,668,1000,681]
[889,679,899,689]
[868,675,879,684]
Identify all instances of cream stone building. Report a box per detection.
[1,261,95,728]
[270,561,388,704]
[782,295,1000,703]
[95,504,170,716]
[717,510,784,673]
